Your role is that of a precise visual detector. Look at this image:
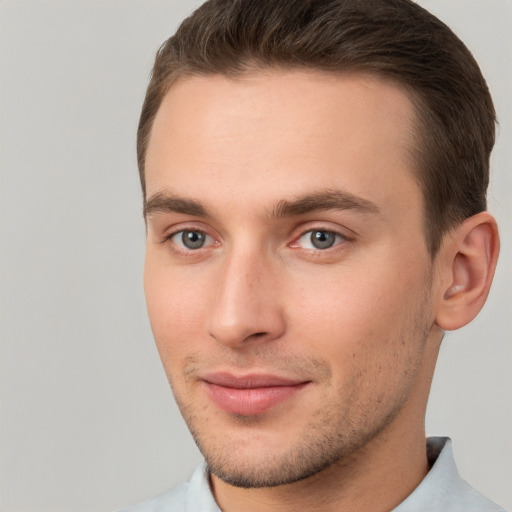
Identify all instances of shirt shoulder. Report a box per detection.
[116,482,189,512]
[394,437,508,512]
[115,463,220,512]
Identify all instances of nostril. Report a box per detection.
[208,331,268,343]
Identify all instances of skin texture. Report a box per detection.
[143,71,499,512]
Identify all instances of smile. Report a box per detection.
[201,373,310,416]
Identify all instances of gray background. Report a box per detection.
[0,1,510,511]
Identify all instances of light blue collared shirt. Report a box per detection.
[118,437,507,512]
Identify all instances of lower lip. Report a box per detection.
[204,382,308,416]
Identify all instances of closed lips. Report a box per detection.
[202,372,311,415]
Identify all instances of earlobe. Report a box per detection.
[435,212,499,331]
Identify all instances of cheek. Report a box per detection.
[144,256,208,364]
[289,266,431,423]
[288,260,429,369]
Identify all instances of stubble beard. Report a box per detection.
[172,334,432,489]
[185,395,407,489]
[167,276,435,489]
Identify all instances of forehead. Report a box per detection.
[145,70,421,220]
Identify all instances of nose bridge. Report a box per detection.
[207,241,284,347]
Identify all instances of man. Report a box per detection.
[121,0,504,510]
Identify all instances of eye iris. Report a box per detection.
[311,230,336,249]
[182,231,206,249]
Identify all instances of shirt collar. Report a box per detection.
[186,437,503,512]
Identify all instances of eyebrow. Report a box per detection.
[271,189,380,218]
[144,188,380,220]
[144,192,209,218]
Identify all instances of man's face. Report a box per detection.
[143,71,441,487]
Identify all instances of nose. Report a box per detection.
[206,247,286,348]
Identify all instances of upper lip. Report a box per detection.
[201,372,309,389]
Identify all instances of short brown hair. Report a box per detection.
[137,0,496,256]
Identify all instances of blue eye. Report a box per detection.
[298,230,345,250]
[171,230,213,250]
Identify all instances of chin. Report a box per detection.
[185,408,367,489]
[202,439,341,489]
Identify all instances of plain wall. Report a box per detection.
[0,1,510,511]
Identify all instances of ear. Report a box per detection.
[434,212,500,331]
